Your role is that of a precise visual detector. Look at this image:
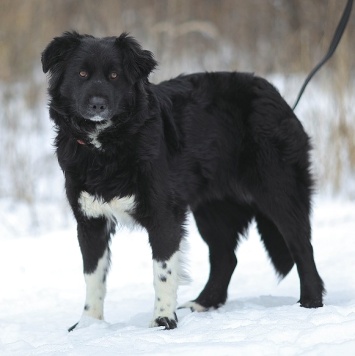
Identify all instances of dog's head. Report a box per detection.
[42,32,157,123]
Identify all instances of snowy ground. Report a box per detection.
[1,198,355,355]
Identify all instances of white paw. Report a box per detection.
[68,315,108,332]
[149,313,178,329]
[178,301,208,312]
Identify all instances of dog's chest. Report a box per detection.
[78,191,137,227]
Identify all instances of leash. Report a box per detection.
[292,0,353,110]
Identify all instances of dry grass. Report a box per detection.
[0,0,354,203]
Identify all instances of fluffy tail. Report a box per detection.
[255,213,294,278]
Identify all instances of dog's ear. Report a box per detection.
[41,31,82,73]
[115,33,157,83]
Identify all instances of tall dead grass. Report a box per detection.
[0,0,354,204]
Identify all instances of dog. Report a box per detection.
[42,31,324,330]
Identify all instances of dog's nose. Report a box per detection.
[89,96,108,113]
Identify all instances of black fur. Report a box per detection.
[42,32,324,329]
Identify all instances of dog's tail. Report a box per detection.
[255,214,294,278]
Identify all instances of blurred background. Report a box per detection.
[0,0,354,235]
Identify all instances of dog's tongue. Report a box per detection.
[77,139,85,145]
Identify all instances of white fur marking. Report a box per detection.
[83,249,110,320]
[88,115,109,123]
[150,251,180,327]
[88,120,112,148]
[179,300,208,312]
[78,191,136,227]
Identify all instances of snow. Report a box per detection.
[1,198,355,355]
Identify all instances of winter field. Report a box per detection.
[1,2,355,353]
[1,197,355,355]
[1,69,355,355]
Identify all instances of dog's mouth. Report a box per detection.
[84,115,110,123]
[81,112,112,123]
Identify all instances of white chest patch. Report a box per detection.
[78,191,137,227]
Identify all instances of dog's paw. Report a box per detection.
[67,316,108,332]
[150,313,178,330]
[178,301,208,312]
[68,322,79,332]
[299,297,323,308]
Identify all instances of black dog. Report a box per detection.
[42,32,324,330]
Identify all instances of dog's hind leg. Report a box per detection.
[255,189,324,308]
[183,200,253,311]
[68,217,113,331]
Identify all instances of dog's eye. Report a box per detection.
[79,71,88,78]
[110,72,118,80]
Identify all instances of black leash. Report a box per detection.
[292,0,353,110]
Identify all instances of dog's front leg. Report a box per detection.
[151,252,180,329]
[68,216,112,331]
[148,226,183,329]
